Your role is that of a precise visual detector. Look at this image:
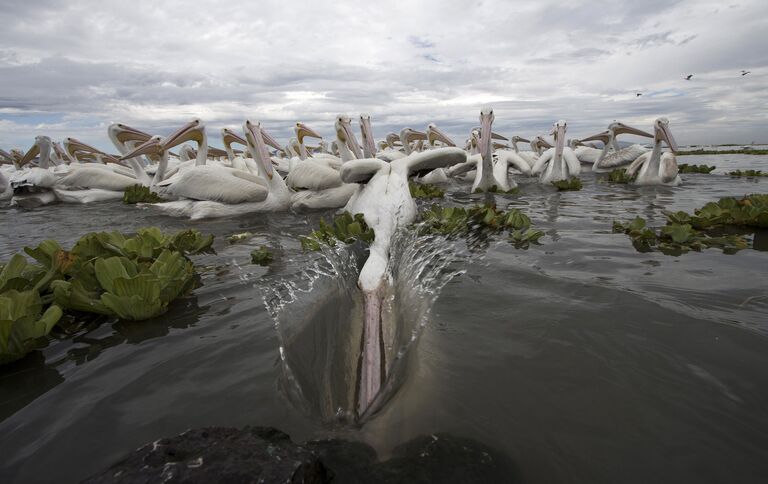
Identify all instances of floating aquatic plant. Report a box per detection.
[662,194,768,229]
[300,212,375,251]
[416,203,541,249]
[122,184,167,204]
[250,246,274,266]
[606,168,635,184]
[0,289,63,365]
[552,178,583,191]
[678,164,716,174]
[409,181,445,199]
[612,196,768,255]
[728,170,767,177]
[0,227,215,364]
[612,217,748,255]
[227,232,254,244]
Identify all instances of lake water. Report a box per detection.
[1,153,767,483]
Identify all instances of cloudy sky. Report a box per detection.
[1,0,766,152]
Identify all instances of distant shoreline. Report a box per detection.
[678,148,768,156]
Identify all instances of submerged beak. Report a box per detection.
[426,124,456,147]
[612,122,653,138]
[244,120,275,178]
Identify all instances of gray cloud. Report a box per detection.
[0,0,767,150]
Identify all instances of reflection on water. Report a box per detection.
[0,153,767,483]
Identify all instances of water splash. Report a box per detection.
[261,228,469,425]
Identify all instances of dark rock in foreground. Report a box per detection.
[84,426,518,483]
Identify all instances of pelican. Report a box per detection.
[532,120,581,184]
[340,145,467,416]
[580,122,653,172]
[507,136,538,168]
[335,115,363,161]
[360,114,377,158]
[286,122,358,211]
[472,108,516,192]
[413,123,457,184]
[9,136,62,207]
[626,118,680,186]
[120,120,270,214]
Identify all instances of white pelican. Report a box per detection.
[286,122,358,211]
[414,123,457,184]
[340,145,467,416]
[472,108,517,192]
[50,138,141,203]
[626,118,680,186]
[335,115,363,161]
[10,136,59,207]
[509,136,539,168]
[360,114,377,158]
[532,121,581,184]
[121,120,270,211]
[579,122,653,172]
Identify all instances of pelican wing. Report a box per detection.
[340,159,386,184]
[531,149,553,175]
[625,152,650,176]
[659,152,679,183]
[597,144,648,169]
[286,161,342,190]
[574,146,602,164]
[402,147,467,175]
[162,167,269,204]
[497,151,532,176]
[563,148,582,176]
[55,167,137,191]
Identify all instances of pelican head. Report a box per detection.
[294,122,322,144]
[608,121,653,138]
[108,123,152,152]
[119,135,163,161]
[359,114,377,157]
[221,128,247,149]
[478,107,495,158]
[654,118,678,152]
[20,135,52,167]
[160,119,205,150]
[399,127,427,155]
[552,120,567,161]
[244,120,275,179]
[426,123,456,147]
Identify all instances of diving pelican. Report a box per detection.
[626,118,680,186]
[340,145,467,416]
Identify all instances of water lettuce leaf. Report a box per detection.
[0,290,63,364]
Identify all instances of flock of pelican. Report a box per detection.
[0,107,679,415]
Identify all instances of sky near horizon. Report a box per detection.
[1,0,766,152]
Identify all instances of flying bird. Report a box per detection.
[685,74,693,80]
[636,93,642,97]
[741,70,751,76]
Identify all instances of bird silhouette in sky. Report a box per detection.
[636,92,642,97]
[685,74,693,80]
[741,70,751,76]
